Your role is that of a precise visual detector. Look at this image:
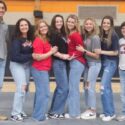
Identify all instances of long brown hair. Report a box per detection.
[50,14,66,37]
[100,15,114,47]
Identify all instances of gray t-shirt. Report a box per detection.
[119,37,125,70]
[0,21,9,59]
[84,35,101,62]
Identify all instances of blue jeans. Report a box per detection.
[0,58,6,89]
[101,59,117,116]
[10,61,31,116]
[49,60,69,114]
[68,59,85,117]
[31,67,50,121]
[84,62,101,110]
[119,69,125,115]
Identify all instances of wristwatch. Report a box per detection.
[84,50,87,54]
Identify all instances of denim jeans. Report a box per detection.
[83,62,101,110]
[0,58,6,89]
[49,59,69,114]
[119,69,125,115]
[31,67,50,121]
[68,59,85,117]
[100,59,117,116]
[10,61,31,116]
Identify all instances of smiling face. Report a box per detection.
[19,20,29,37]
[0,3,6,18]
[39,22,48,36]
[67,17,76,32]
[121,26,125,38]
[84,19,94,33]
[55,16,63,31]
[102,19,111,32]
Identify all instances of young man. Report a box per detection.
[0,0,9,121]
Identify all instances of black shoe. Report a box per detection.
[48,113,65,119]
[20,113,28,119]
[11,115,23,122]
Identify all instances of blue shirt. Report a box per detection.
[101,31,119,61]
[10,37,33,63]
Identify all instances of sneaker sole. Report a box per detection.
[81,116,96,120]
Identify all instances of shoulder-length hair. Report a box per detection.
[120,21,125,29]
[50,14,66,37]
[13,18,34,41]
[65,14,80,35]
[82,17,99,38]
[100,15,114,47]
[35,19,49,41]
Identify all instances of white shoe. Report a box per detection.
[81,111,96,119]
[116,115,125,121]
[102,115,116,121]
[65,113,80,119]
[11,114,23,122]
[99,114,105,118]
[65,114,70,119]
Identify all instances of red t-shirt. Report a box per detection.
[32,37,52,71]
[67,32,86,64]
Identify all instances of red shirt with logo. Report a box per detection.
[67,32,86,64]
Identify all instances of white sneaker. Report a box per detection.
[116,115,125,121]
[65,113,80,119]
[65,114,70,119]
[99,114,105,118]
[81,111,96,119]
[102,115,116,121]
[11,114,23,122]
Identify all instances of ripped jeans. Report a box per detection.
[10,61,31,116]
[83,62,101,110]
[100,59,117,116]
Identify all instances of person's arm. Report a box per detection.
[76,45,100,59]
[100,50,118,56]
[32,46,58,61]
[95,33,119,56]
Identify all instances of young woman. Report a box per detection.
[96,16,119,121]
[76,17,101,119]
[116,22,125,122]
[10,18,34,121]
[48,15,69,119]
[31,20,58,121]
[65,14,86,118]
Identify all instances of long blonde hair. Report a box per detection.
[83,17,99,38]
[35,19,49,41]
[65,14,80,35]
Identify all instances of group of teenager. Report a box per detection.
[0,0,125,122]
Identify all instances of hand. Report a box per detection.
[76,45,85,52]
[51,46,58,54]
[94,49,101,54]
[67,53,76,60]
[32,53,42,61]
[61,54,70,60]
